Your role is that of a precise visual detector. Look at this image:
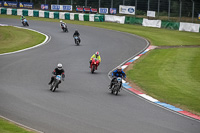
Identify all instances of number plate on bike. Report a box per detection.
[117,77,122,81]
[56,75,61,80]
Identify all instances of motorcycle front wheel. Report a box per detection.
[52,82,58,92]
[114,86,119,95]
[91,65,95,73]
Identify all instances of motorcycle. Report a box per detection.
[90,58,99,73]
[61,23,68,32]
[110,77,122,95]
[74,36,80,45]
[22,19,29,26]
[50,75,62,92]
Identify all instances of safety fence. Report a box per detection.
[0,7,199,33]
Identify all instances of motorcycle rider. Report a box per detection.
[20,15,25,21]
[20,15,25,23]
[73,29,81,43]
[48,63,65,88]
[89,51,101,68]
[60,20,67,29]
[109,67,126,90]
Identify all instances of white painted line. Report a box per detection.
[0,26,51,56]
[139,94,159,102]
[0,24,8,26]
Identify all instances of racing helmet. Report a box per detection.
[60,20,63,23]
[57,63,63,70]
[95,51,99,56]
[117,67,122,72]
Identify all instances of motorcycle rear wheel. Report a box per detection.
[111,89,114,94]
[76,40,79,45]
[115,90,119,95]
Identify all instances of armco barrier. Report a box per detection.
[84,14,89,21]
[74,14,79,21]
[54,12,59,19]
[22,10,28,16]
[1,8,7,14]
[33,10,39,17]
[12,9,17,15]
[44,11,49,18]
[0,7,199,33]
[161,20,180,30]
[65,13,70,20]
[125,16,143,25]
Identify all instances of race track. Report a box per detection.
[0,18,200,133]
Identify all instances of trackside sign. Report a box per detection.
[119,5,135,15]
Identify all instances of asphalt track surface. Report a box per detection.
[0,18,200,133]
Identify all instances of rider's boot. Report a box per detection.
[48,77,54,85]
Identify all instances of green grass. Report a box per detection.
[1,14,200,46]
[0,117,35,133]
[126,48,200,114]
[0,26,45,54]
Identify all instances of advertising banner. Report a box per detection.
[51,4,61,10]
[110,8,117,14]
[147,11,156,17]
[0,1,2,7]
[41,4,48,10]
[63,5,72,11]
[3,1,18,8]
[179,22,200,33]
[19,2,33,9]
[76,7,83,12]
[90,8,97,13]
[119,5,135,15]
[51,5,72,11]
[142,18,161,28]
[99,8,108,14]
[83,7,90,12]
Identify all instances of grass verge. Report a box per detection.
[0,117,35,133]
[126,48,200,115]
[0,15,200,115]
[0,26,45,54]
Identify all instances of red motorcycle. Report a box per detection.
[90,58,99,73]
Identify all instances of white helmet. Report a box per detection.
[117,67,122,71]
[60,20,63,23]
[57,63,62,70]
[95,51,99,56]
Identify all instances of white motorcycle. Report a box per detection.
[74,36,80,45]
[22,18,29,26]
[61,23,68,32]
[50,75,62,92]
[110,77,122,95]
